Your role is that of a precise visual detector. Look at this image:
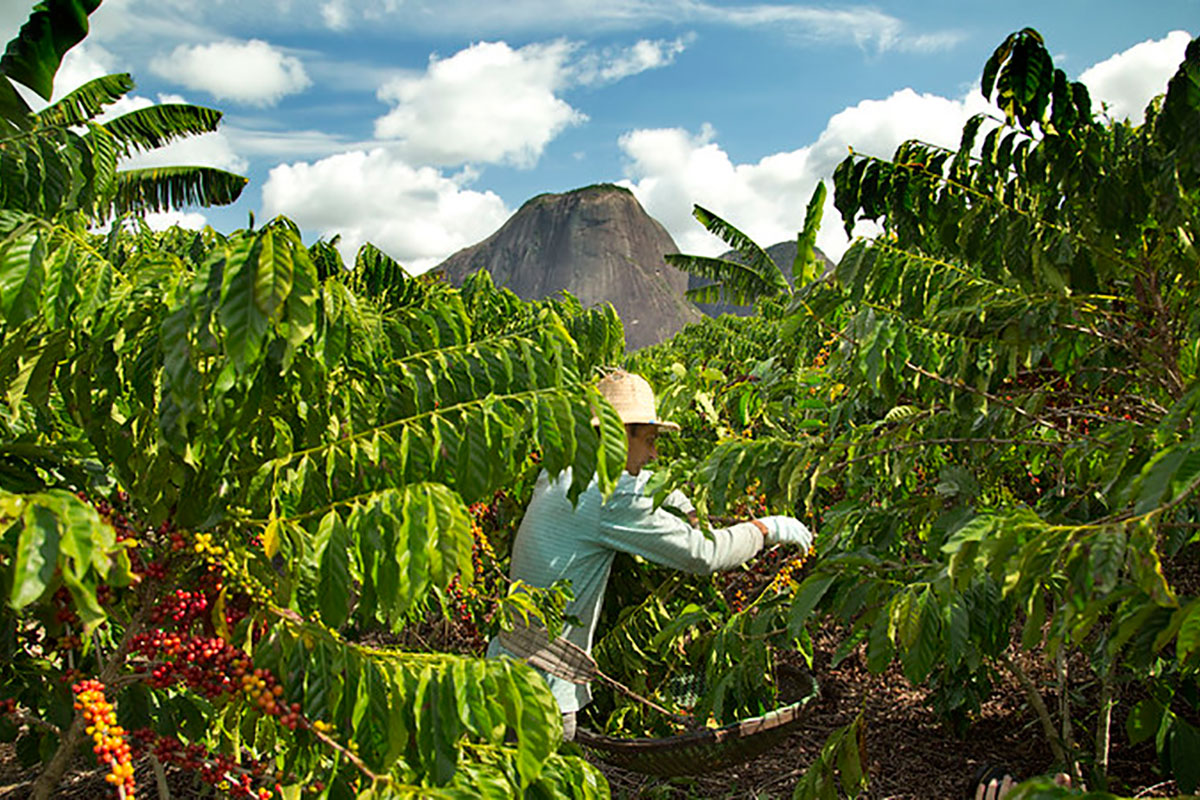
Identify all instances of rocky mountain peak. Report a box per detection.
[436,184,701,350]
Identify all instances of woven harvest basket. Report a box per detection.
[497,621,820,776]
[575,670,819,777]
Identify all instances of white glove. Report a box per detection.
[759,516,813,550]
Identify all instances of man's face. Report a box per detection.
[625,424,659,475]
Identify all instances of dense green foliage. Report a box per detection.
[0,2,628,798]
[0,207,626,797]
[0,0,247,220]
[626,25,1200,800]
[3,3,1200,798]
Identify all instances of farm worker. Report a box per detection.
[487,369,813,740]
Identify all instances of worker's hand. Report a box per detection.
[758,516,813,549]
[974,774,1014,800]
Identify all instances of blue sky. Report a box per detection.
[2,0,1196,270]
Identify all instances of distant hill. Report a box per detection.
[436,184,702,350]
[687,240,834,317]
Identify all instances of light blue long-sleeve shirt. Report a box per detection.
[487,468,764,713]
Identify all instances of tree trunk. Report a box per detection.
[30,615,143,800]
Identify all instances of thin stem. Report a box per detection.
[151,754,172,800]
[1056,648,1080,782]
[850,152,1145,279]
[1094,665,1114,784]
[8,708,61,736]
[1001,654,1067,765]
[244,383,576,476]
[384,321,552,368]
[904,360,1077,438]
[593,672,694,726]
[835,436,1063,469]
[307,724,390,787]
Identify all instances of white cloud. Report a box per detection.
[269,0,959,52]
[150,39,312,106]
[574,36,689,86]
[120,129,249,175]
[52,43,121,101]
[375,40,585,168]
[222,126,360,160]
[82,0,219,46]
[320,0,351,30]
[692,4,963,53]
[372,36,688,169]
[619,88,990,261]
[261,149,511,273]
[140,210,208,230]
[1079,30,1192,123]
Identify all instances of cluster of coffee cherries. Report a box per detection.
[180,525,276,613]
[444,573,483,644]
[141,528,178,582]
[730,482,769,520]
[147,587,209,626]
[727,585,750,613]
[73,490,184,587]
[131,730,273,799]
[811,332,837,370]
[131,631,304,731]
[142,555,247,636]
[443,501,509,647]
[716,518,818,611]
[55,494,297,797]
[53,586,78,626]
[469,509,500,574]
[73,679,136,799]
[240,667,302,728]
[765,545,817,596]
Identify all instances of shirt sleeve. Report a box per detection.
[662,488,695,516]
[596,484,763,573]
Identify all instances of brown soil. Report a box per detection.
[591,633,1172,800]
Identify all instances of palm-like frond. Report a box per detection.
[793,181,826,286]
[0,77,34,132]
[36,73,134,128]
[109,166,247,217]
[0,0,101,102]
[692,205,788,294]
[670,254,782,307]
[102,103,223,156]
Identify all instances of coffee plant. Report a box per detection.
[3,2,1199,799]
[0,3,628,799]
[625,25,1200,800]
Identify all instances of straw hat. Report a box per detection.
[596,371,680,431]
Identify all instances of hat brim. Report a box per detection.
[627,419,679,432]
[590,417,681,432]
